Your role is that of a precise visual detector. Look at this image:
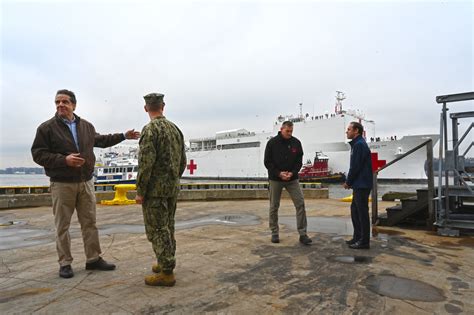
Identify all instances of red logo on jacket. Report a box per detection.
[291,147,298,154]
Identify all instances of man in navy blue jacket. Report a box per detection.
[264,121,311,245]
[343,122,373,249]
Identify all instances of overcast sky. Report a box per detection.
[1,0,473,168]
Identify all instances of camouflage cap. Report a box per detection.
[143,93,165,106]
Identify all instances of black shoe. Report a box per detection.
[299,234,312,245]
[349,241,370,249]
[59,265,74,278]
[345,238,357,245]
[271,235,280,243]
[85,257,116,271]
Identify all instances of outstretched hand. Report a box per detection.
[125,129,140,140]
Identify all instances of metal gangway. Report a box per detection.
[435,92,474,236]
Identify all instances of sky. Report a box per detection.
[1,0,473,168]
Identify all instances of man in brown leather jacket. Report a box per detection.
[31,89,140,278]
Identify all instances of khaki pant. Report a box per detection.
[269,179,307,236]
[51,179,101,266]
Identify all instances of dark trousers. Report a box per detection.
[351,188,371,244]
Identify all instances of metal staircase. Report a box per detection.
[434,92,474,236]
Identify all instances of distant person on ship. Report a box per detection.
[31,89,140,279]
[343,121,373,249]
[264,121,312,245]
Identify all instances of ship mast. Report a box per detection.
[335,91,345,114]
[299,102,303,119]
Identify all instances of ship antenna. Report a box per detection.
[299,102,303,119]
[335,91,346,114]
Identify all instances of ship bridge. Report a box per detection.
[188,128,262,152]
[216,128,255,139]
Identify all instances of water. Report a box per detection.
[280,216,353,236]
[0,174,50,186]
[0,214,261,250]
[0,175,426,199]
[363,275,446,302]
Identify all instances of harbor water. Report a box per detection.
[0,174,50,186]
[0,174,425,199]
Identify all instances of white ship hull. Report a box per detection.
[184,113,439,180]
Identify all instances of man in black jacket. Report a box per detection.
[264,121,311,245]
[343,121,373,249]
[31,89,140,278]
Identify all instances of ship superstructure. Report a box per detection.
[185,92,438,180]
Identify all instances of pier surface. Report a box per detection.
[1,199,473,314]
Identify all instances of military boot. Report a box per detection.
[152,263,161,273]
[144,270,176,287]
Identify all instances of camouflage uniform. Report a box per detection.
[136,94,186,273]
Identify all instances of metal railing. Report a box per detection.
[435,92,474,229]
[371,139,435,227]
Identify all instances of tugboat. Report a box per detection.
[298,152,346,183]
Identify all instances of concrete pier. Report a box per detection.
[0,186,328,209]
[1,199,473,314]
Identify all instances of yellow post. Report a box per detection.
[341,194,353,202]
[101,184,137,205]
[340,194,371,202]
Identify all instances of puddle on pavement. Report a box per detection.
[0,227,52,251]
[176,214,260,230]
[0,220,16,227]
[280,216,354,236]
[372,227,405,237]
[99,224,145,234]
[99,214,260,234]
[363,275,446,302]
[0,214,260,250]
[327,255,372,264]
[281,217,400,243]
[0,216,25,227]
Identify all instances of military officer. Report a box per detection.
[135,93,186,287]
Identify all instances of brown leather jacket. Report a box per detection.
[31,114,125,182]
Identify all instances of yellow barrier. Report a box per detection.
[101,184,136,205]
[340,194,372,202]
[341,194,353,202]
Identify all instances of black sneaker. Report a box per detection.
[59,265,74,278]
[271,235,280,243]
[85,257,116,271]
[299,235,312,245]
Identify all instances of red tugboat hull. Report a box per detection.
[298,152,346,183]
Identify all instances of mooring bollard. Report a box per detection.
[101,184,136,205]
